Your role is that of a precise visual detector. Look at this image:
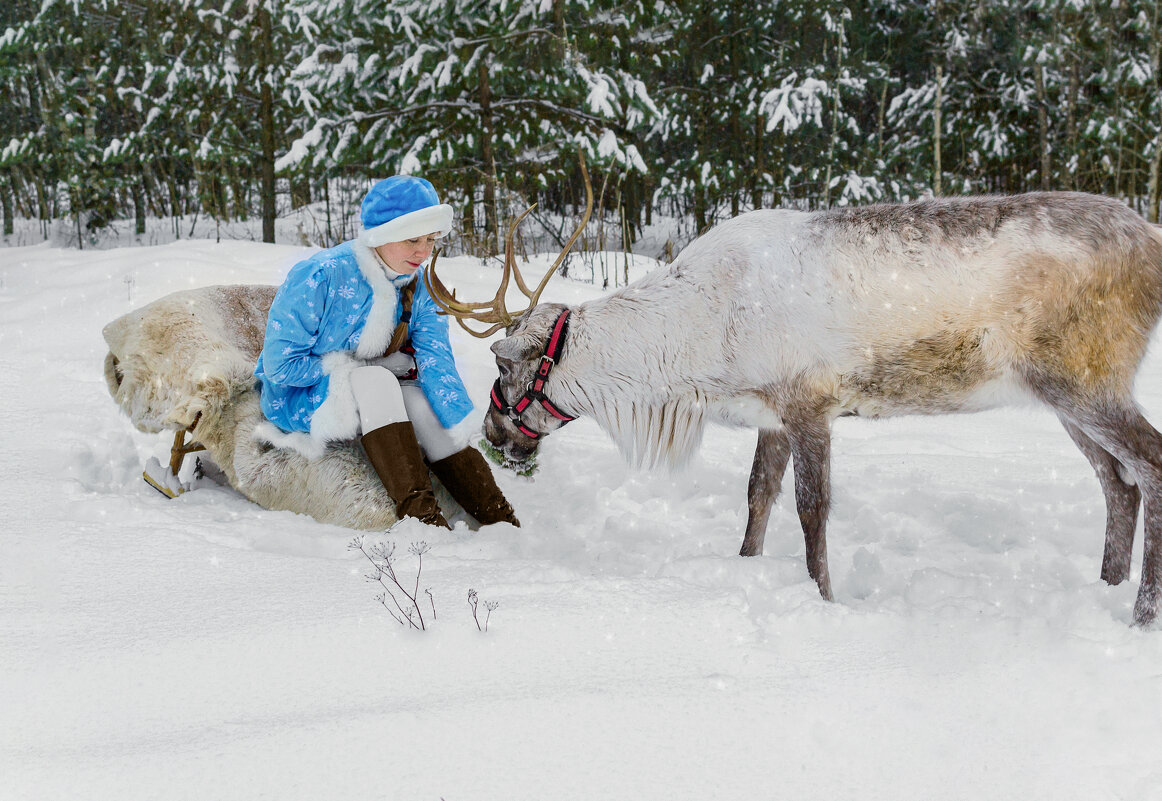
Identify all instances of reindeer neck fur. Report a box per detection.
[540,266,721,470]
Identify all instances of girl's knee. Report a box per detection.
[351,365,407,432]
[351,364,401,392]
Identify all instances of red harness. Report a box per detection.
[489,310,576,439]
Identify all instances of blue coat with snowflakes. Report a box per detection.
[254,240,473,443]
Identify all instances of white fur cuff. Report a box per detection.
[309,351,364,443]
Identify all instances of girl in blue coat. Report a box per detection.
[255,176,518,528]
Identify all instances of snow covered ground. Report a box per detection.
[3,239,1161,801]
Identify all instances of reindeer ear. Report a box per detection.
[491,334,538,361]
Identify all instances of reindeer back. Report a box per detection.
[103,284,276,433]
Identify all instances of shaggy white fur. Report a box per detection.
[102,284,465,529]
[350,243,398,359]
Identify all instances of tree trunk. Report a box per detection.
[751,111,765,209]
[876,78,889,162]
[230,165,248,221]
[1148,1,1162,222]
[133,177,145,236]
[823,20,844,207]
[35,179,49,239]
[478,59,498,253]
[2,176,13,237]
[933,62,943,196]
[11,169,30,217]
[552,0,566,60]
[694,186,706,234]
[1150,130,1162,224]
[323,174,333,244]
[258,0,277,243]
[168,174,180,238]
[1066,57,1079,190]
[290,170,311,209]
[1033,61,1051,191]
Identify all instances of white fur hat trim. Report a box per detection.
[360,204,454,247]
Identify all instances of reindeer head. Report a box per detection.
[477,302,575,461]
[428,155,592,464]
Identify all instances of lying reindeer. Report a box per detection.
[430,170,1162,626]
[102,284,457,530]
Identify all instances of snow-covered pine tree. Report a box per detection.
[0,0,39,237]
[279,0,660,254]
[650,0,789,231]
[751,0,881,210]
[14,0,126,245]
[164,0,315,242]
[877,0,960,197]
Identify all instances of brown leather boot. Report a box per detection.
[361,422,450,528]
[429,446,520,526]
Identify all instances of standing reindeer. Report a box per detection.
[430,169,1162,626]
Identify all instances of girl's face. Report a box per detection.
[375,233,439,275]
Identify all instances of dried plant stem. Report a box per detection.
[468,589,482,631]
[351,538,428,631]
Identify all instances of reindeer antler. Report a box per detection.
[428,151,594,338]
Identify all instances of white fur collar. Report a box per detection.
[350,243,400,359]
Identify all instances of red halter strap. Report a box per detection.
[490,309,575,439]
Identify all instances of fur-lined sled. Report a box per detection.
[102,284,457,529]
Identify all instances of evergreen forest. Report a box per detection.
[4,0,1162,251]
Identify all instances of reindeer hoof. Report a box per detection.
[1132,589,1158,628]
[1101,563,1132,586]
[817,576,834,603]
[142,457,189,499]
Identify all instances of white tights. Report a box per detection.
[349,363,463,462]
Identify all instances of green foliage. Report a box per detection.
[4,0,1162,247]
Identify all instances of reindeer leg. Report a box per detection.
[1059,418,1139,584]
[1067,406,1162,626]
[1023,368,1162,624]
[786,415,834,602]
[1031,368,1162,625]
[740,428,792,557]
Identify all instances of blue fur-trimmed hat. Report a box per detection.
[360,176,454,247]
